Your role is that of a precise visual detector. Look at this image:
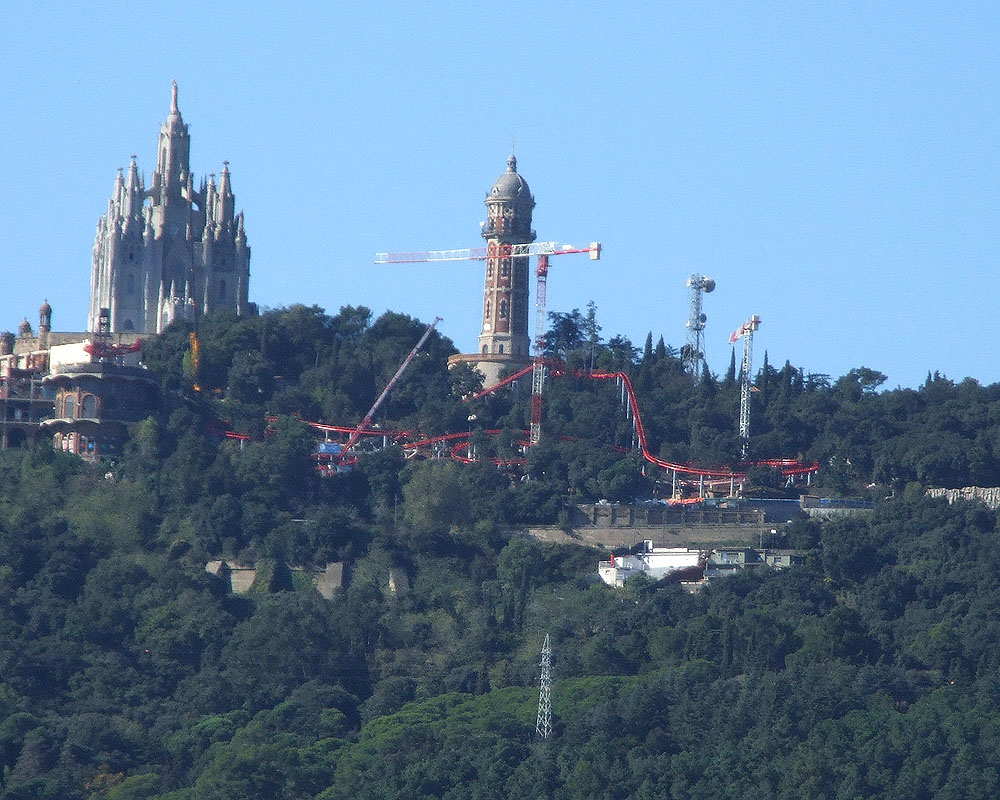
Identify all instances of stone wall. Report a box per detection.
[574,503,765,527]
[527,524,769,550]
[927,486,1000,509]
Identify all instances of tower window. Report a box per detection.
[501,259,510,278]
[499,300,508,319]
[498,345,505,354]
[482,345,488,354]
[127,274,135,294]
[220,279,227,299]
[485,300,491,319]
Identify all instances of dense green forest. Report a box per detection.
[3,304,1000,798]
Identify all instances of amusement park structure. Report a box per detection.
[272,352,818,496]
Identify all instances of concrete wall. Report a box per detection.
[927,486,1000,510]
[528,524,767,550]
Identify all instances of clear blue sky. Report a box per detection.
[2,1,997,388]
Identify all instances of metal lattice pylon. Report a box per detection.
[535,633,552,739]
[684,274,716,381]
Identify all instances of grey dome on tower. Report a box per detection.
[489,154,534,209]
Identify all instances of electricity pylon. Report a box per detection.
[535,633,552,739]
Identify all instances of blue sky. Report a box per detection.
[2,1,997,388]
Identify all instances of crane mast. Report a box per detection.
[730,314,761,459]
[530,256,549,444]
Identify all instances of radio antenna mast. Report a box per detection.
[683,274,716,381]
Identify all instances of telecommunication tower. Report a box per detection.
[535,633,552,739]
[683,274,716,380]
[729,314,761,459]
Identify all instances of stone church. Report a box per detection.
[88,82,251,334]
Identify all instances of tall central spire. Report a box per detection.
[157,81,191,200]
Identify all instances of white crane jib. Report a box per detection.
[375,241,601,264]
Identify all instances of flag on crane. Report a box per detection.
[729,315,761,344]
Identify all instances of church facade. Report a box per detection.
[88,82,251,334]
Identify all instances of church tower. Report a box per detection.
[88,82,251,334]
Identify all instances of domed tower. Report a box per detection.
[479,155,535,360]
[446,155,537,388]
[478,155,535,380]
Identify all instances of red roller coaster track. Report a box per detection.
[251,363,819,488]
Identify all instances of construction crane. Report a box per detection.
[729,314,761,459]
[376,241,601,445]
[337,317,442,463]
[375,241,601,264]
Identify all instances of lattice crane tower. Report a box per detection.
[683,274,715,381]
[729,314,761,459]
[535,633,553,739]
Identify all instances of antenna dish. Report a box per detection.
[703,278,716,293]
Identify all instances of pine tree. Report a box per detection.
[725,349,737,385]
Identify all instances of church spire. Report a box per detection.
[124,155,142,225]
[218,160,235,227]
[157,81,191,200]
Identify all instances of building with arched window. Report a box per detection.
[1,302,146,454]
[42,357,158,461]
[448,155,535,387]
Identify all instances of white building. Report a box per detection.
[598,540,703,588]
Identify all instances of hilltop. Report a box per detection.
[2,304,1000,798]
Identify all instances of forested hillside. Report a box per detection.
[3,305,1000,799]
